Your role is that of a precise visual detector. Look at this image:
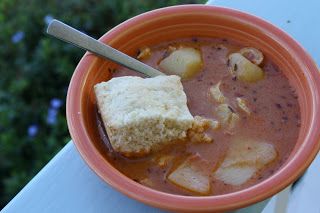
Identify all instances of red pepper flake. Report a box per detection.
[280,95,287,99]
[275,103,282,109]
[227,59,230,67]
[192,37,198,42]
[162,50,170,59]
[234,64,238,71]
[136,49,141,57]
[228,105,235,113]
[234,92,243,97]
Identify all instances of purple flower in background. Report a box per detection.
[50,98,63,109]
[47,98,63,125]
[11,31,25,43]
[28,124,39,137]
[44,14,54,25]
[47,108,58,125]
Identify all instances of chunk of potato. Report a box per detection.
[168,154,211,195]
[209,81,226,103]
[159,47,203,79]
[215,166,256,186]
[222,139,277,167]
[228,53,264,83]
[236,97,251,115]
[226,113,240,134]
[215,104,239,131]
[216,104,232,125]
[214,138,277,185]
[239,47,264,65]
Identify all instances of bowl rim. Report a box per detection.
[67,4,320,212]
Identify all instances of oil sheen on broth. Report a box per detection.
[96,37,301,196]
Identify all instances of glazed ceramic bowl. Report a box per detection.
[67,5,320,212]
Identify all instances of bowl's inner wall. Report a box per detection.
[81,12,310,170]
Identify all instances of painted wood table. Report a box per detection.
[2,0,320,212]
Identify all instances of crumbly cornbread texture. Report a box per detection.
[94,75,194,157]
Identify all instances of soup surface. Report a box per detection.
[96,37,300,196]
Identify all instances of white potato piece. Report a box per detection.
[228,53,264,83]
[216,104,232,125]
[159,47,203,79]
[214,166,256,186]
[215,104,239,133]
[209,81,226,103]
[239,47,264,65]
[168,154,211,195]
[236,97,251,115]
[214,138,277,185]
[223,139,277,167]
[226,113,240,134]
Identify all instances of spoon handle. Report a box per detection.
[46,19,164,77]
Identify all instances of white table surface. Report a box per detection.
[2,0,320,212]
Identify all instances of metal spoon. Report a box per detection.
[46,19,164,77]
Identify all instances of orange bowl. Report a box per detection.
[67,5,320,212]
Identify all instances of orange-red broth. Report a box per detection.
[96,38,300,196]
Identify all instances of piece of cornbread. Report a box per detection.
[94,75,194,157]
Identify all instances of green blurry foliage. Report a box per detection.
[0,0,205,207]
